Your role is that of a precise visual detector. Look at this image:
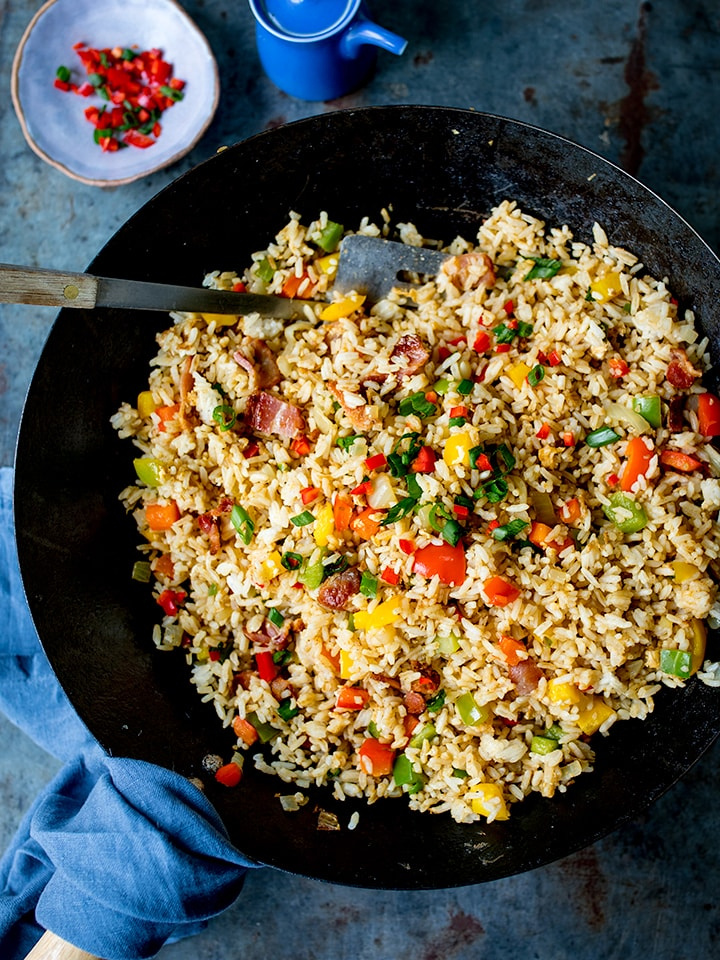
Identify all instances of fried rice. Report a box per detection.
[111,200,720,823]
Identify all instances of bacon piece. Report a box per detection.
[367,334,430,383]
[179,355,197,429]
[667,395,686,433]
[329,381,375,430]
[508,660,544,695]
[244,391,306,439]
[410,664,441,697]
[245,615,302,652]
[442,251,495,290]
[317,568,361,611]
[234,338,282,390]
[666,348,702,389]
[197,497,233,555]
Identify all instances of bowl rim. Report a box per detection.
[10,0,220,188]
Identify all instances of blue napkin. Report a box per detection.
[0,467,256,960]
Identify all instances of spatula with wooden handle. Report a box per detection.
[24,930,99,960]
[0,236,450,316]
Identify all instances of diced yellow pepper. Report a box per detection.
[316,253,339,278]
[259,550,283,583]
[547,679,582,704]
[443,431,474,468]
[672,561,699,583]
[339,649,355,680]
[470,783,510,821]
[577,697,614,735]
[313,502,335,547]
[201,312,239,327]
[320,294,366,321]
[137,391,156,419]
[507,362,532,390]
[690,618,707,676]
[589,271,622,303]
[354,597,402,631]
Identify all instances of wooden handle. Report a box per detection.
[0,263,98,308]
[23,931,100,960]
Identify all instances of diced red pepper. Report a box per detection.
[453,503,469,518]
[447,335,467,347]
[123,129,155,149]
[503,300,514,316]
[449,405,469,419]
[232,281,247,293]
[496,343,511,354]
[413,542,466,586]
[507,319,518,331]
[473,330,491,352]
[698,392,720,437]
[243,441,259,459]
[398,538,416,555]
[608,357,630,378]
[487,519,500,532]
[350,480,372,497]
[547,349,562,366]
[255,651,278,683]
[410,446,436,474]
[438,346,451,362]
[424,391,438,404]
[381,566,400,585]
[364,453,387,471]
[562,431,575,447]
[290,436,312,457]
[156,589,186,617]
[659,449,703,472]
[53,78,71,92]
[536,423,551,440]
[300,486,320,505]
[475,453,493,472]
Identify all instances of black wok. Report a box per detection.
[14,106,720,889]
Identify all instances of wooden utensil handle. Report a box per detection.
[23,931,100,960]
[0,263,98,308]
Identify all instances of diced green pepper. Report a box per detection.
[603,492,648,533]
[427,690,446,714]
[256,257,275,282]
[299,561,325,590]
[360,571,378,598]
[277,698,300,722]
[231,504,254,544]
[393,752,425,793]
[545,722,564,741]
[132,560,152,582]
[660,648,692,679]
[456,692,489,726]
[246,711,279,743]
[452,768,469,779]
[436,633,460,655]
[531,735,559,755]
[408,723,437,749]
[316,220,344,253]
[133,457,165,487]
[433,378,452,395]
[632,395,662,429]
[457,379,474,395]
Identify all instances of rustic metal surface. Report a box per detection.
[1,0,720,955]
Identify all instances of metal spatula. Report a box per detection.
[0,236,450,319]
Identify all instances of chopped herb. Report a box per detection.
[212,404,237,430]
[290,510,315,527]
[427,689,447,713]
[388,432,423,477]
[545,722,564,741]
[277,699,300,721]
[56,65,71,82]
[381,496,418,525]
[368,720,380,738]
[524,257,562,280]
[398,392,437,419]
[267,607,285,628]
[281,551,303,570]
[441,517,464,547]
[527,365,545,387]
[316,220,344,253]
[479,477,509,503]
[360,571,378,598]
[449,416,466,427]
[159,84,184,101]
[207,583,218,596]
[493,323,517,344]
[492,519,529,541]
[211,382,227,397]
[452,768,469,779]
[405,473,423,499]
[585,426,621,448]
[272,649,293,666]
[337,434,361,450]
[517,321,534,338]
[323,555,349,577]
[230,504,254,544]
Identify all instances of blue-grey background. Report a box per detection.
[1,0,719,956]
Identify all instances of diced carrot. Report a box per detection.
[621,436,655,492]
[559,497,581,524]
[336,686,370,710]
[350,506,382,540]
[498,634,526,666]
[215,762,242,787]
[528,521,554,547]
[358,738,396,777]
[281,271,315,299]
[290,436,312,457]
[155,403,180,432]
[152,554,175,579]
[333,494,353,532]
[145,501,180,531]
[232,716,259,746]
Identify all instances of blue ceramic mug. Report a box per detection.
[248,0,408,101]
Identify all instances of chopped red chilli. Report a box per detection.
[54,44,186,152]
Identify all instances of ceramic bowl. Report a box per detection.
[11,0,219,187]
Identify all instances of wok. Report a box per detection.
[14,106,720,889]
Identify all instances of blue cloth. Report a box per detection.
[0,467,256,959]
